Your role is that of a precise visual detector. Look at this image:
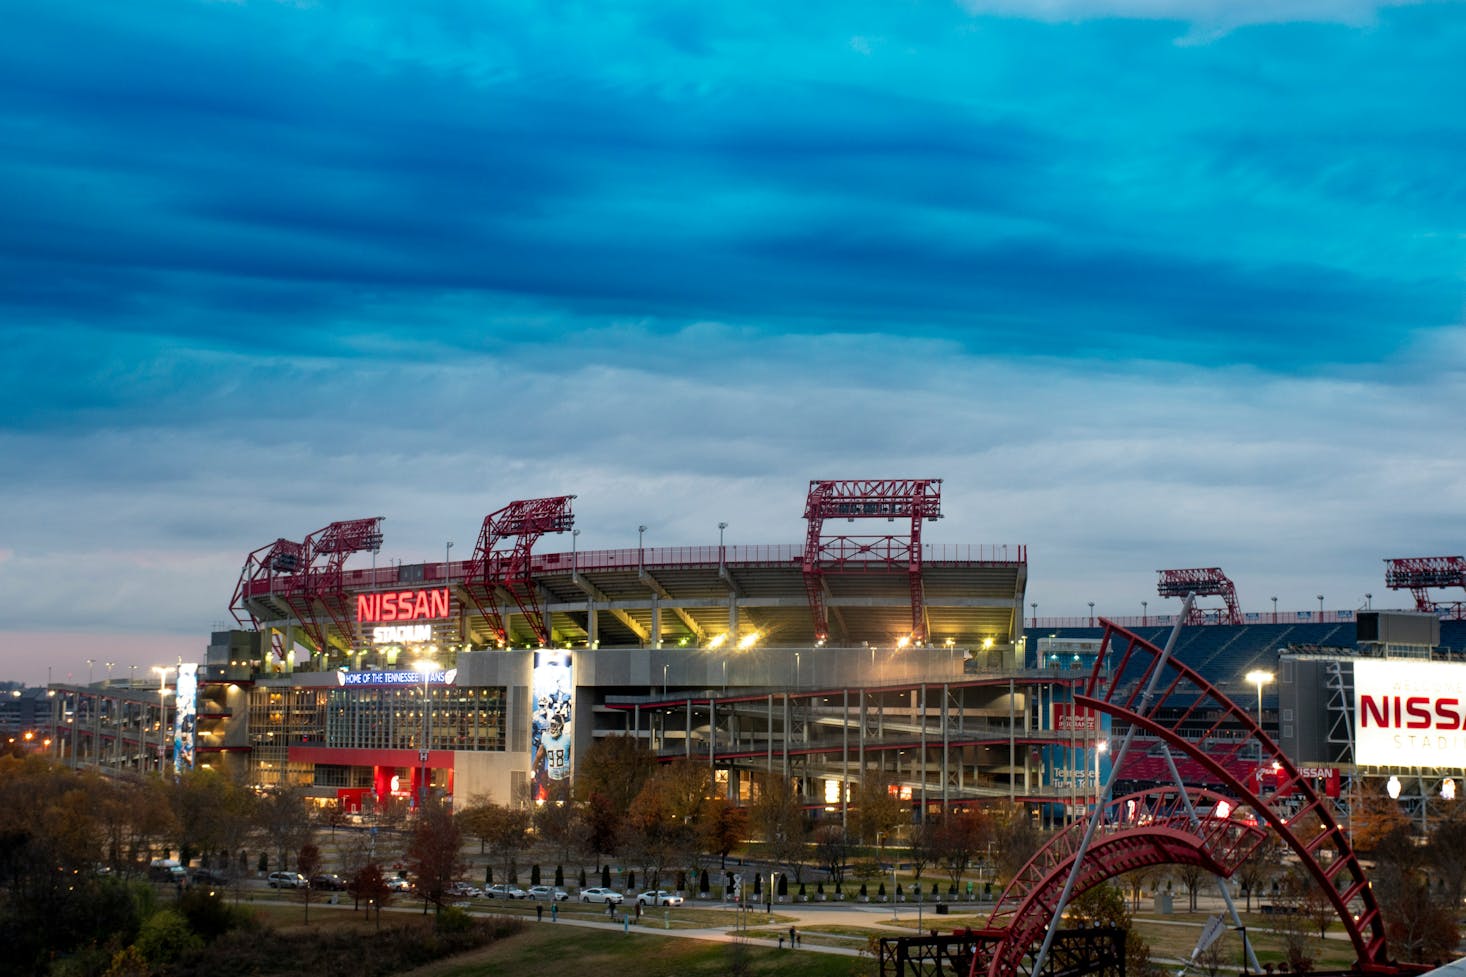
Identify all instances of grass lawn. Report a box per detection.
[396,924,877,977]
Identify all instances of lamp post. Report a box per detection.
[413,658,437,809]
[1088,602,1095,627]
[1271,596,1278,623]
[1141,601,1147,626]
[1094,740,1107,804]
[572,529,580,571]
[1246,670,1273,793]
[718,521,727,564]
[638,524,647,564]
[1030,602,1037,628]
[152,666,174,775]
[1317,595,1324,619]
[445,540,453,576]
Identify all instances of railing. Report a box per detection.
[1026,610,1363,629]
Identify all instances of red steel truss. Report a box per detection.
[976,786,1269,977]
[1384,555,1466,617]
[964,621,1398,977]
[230,518,384,656]
[1156,567,1242,625]
[801,479,942,642]
[461,496,575,646]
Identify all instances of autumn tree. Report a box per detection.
[575,735,656,855]
[1233,836,1279,912]
[933,808,993,890]
[699,797,748,869]
[812,824,853,887]
[348,862,393,929]
[991,803,1043,885]
[623,760,712,889]
[749,774,809,881]
[850,775,906,847]
[1427,806,1466,907]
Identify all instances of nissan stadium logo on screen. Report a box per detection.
[1354,659,1466,767]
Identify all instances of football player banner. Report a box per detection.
[530,651,573,801]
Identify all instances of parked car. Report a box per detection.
[579,886,623,904]
[446,881,483,898]
[636,890,684,907]
[483,883,526,899]
[527,885,569,901]
[310,873,346,891]
[267,871,307,889]
[191,868,229,886]
[386,876,412,892]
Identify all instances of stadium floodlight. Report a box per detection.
[736,631,759,651]
[707,633,729,650]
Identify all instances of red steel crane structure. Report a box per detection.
[460,495,575,647]
[801,478,942,643]
[230,517,385,656]
[1156,567,1242,625]
[1384,555,1466,619]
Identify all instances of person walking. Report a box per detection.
[551,901,558,922]
[537,903,543,922]
[789,925,797,948]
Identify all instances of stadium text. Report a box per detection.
[356,588,450,623]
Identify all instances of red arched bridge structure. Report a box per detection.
[881,621,1416,977]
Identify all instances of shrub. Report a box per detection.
[136,910,202,965]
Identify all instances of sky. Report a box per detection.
[2,0,1465,686]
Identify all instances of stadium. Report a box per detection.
[42,479,1466,832]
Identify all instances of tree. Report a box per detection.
[1234,836,1279,912]
[1176,862,1205,912]
[406,797,465,916]
[812,825,853,886]
[1427,806,1466,908]
[699,797,748,869]
[907,822,936,891]
[348,862,393,929]
[933,809,993,889]
[296,842,321,922]
[850,776,906,847]
[255,786,314,872]
[575,735,656,856]
[991,803,1043,885]
[623,762,709,890]
[749,774,808,881]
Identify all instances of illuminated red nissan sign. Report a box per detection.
[1354,659,1466,766]
[356,588,451,624]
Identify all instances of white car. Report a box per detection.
[636,889,684,906]
[579,886,623,904]
[267,871,307,889]
[446,881,482,898]
[484,883,527,898]
[527,885,569,901]
[386,876,411,892]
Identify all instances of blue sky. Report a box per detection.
[2,0,1464,684]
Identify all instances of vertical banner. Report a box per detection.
[530,652,573,801]
[173,663,198,774]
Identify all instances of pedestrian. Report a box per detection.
[551,901,558,922]
[537,903,543,922]
[607,900,614,917]
[789,925,797,947]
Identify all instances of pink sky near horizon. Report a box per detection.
[0,631,207,687]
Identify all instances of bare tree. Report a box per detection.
[296,842,321,923]
[406,797,465,917]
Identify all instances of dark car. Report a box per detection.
[191,868,229,886]
[310,873,346,891]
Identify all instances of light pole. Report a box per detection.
[1141,601,1147,626]
[638,524,647,564]
[1271,596,1278,623]
[1317,595,1324,619]
[1088,602,1095,627]
[1030,602,1037,628]
[1365,592,1373,609]
[445,540,453,575]
[1094,740,1107,804]
[152,665,174,775]
[572,529,580,571]
[414,658,437,809]
[1246,670,1273,793]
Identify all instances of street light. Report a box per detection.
[572,529,580,571]
[1246,670,1273,793]
[445,541,453,576]
[1088,601,1095,627]
[413,658,437,809]
[1271,596,1278,623]
[1141,601,1147,626]
[1031,602,1037,628]
[638,524,647,558]
[1317,595,1324,618]
[152,666,174,775]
